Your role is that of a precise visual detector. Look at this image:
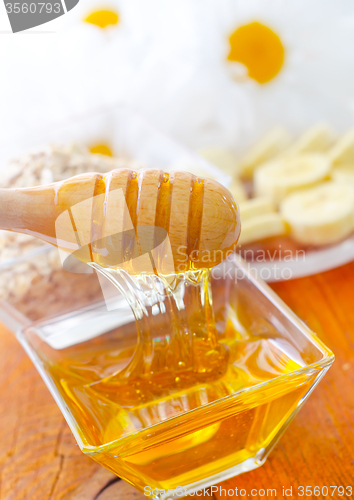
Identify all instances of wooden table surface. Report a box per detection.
[1,262,354,500]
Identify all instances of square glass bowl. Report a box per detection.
[13,256,333,498]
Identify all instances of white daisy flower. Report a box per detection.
[2,0,354,159]
[193,0,354,144]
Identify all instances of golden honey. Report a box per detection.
[39,268,316,495]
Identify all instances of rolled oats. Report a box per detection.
[0,144,145,311]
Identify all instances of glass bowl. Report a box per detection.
[15,256,334,498]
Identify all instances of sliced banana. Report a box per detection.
[254,153,331,205]
[198,147,238,176]
[331,164,354,186]
[280,182,354,246]
[238,213,288,246]
[283,123,335,156]
[239,197,276,222]
[228,178,248,202]
[239,127,292,179]
[328,129,354,166]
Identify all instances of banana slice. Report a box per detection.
[331,164,354,185]
[239,127,292,179]
[280,182,354,246]
[228,178,248,202]
[328,129,354,166]
[198,147,238,175]
[239,197,276,222]
[283,123,335,156]
[238,213,287,246]
[254,153,331,205]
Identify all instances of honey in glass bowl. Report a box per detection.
[19,257,333,497]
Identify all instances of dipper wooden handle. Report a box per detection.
[0,168,241,272]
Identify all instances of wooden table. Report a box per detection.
[1,262,353,500]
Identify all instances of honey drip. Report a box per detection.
[88,266,229,407]
[186,177,204,265]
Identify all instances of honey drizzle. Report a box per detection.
[89,266,228,403]
[125,170,140,231]
[123,170,141,262]
[186,177,204,268]
[153,171,173,274]
[154,171,173,234]
[90,175,106,263]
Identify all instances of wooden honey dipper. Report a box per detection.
[0,168,241,273]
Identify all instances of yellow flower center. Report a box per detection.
[228,21,285,84]
[89,144,113,156]
[84,9,119,29]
